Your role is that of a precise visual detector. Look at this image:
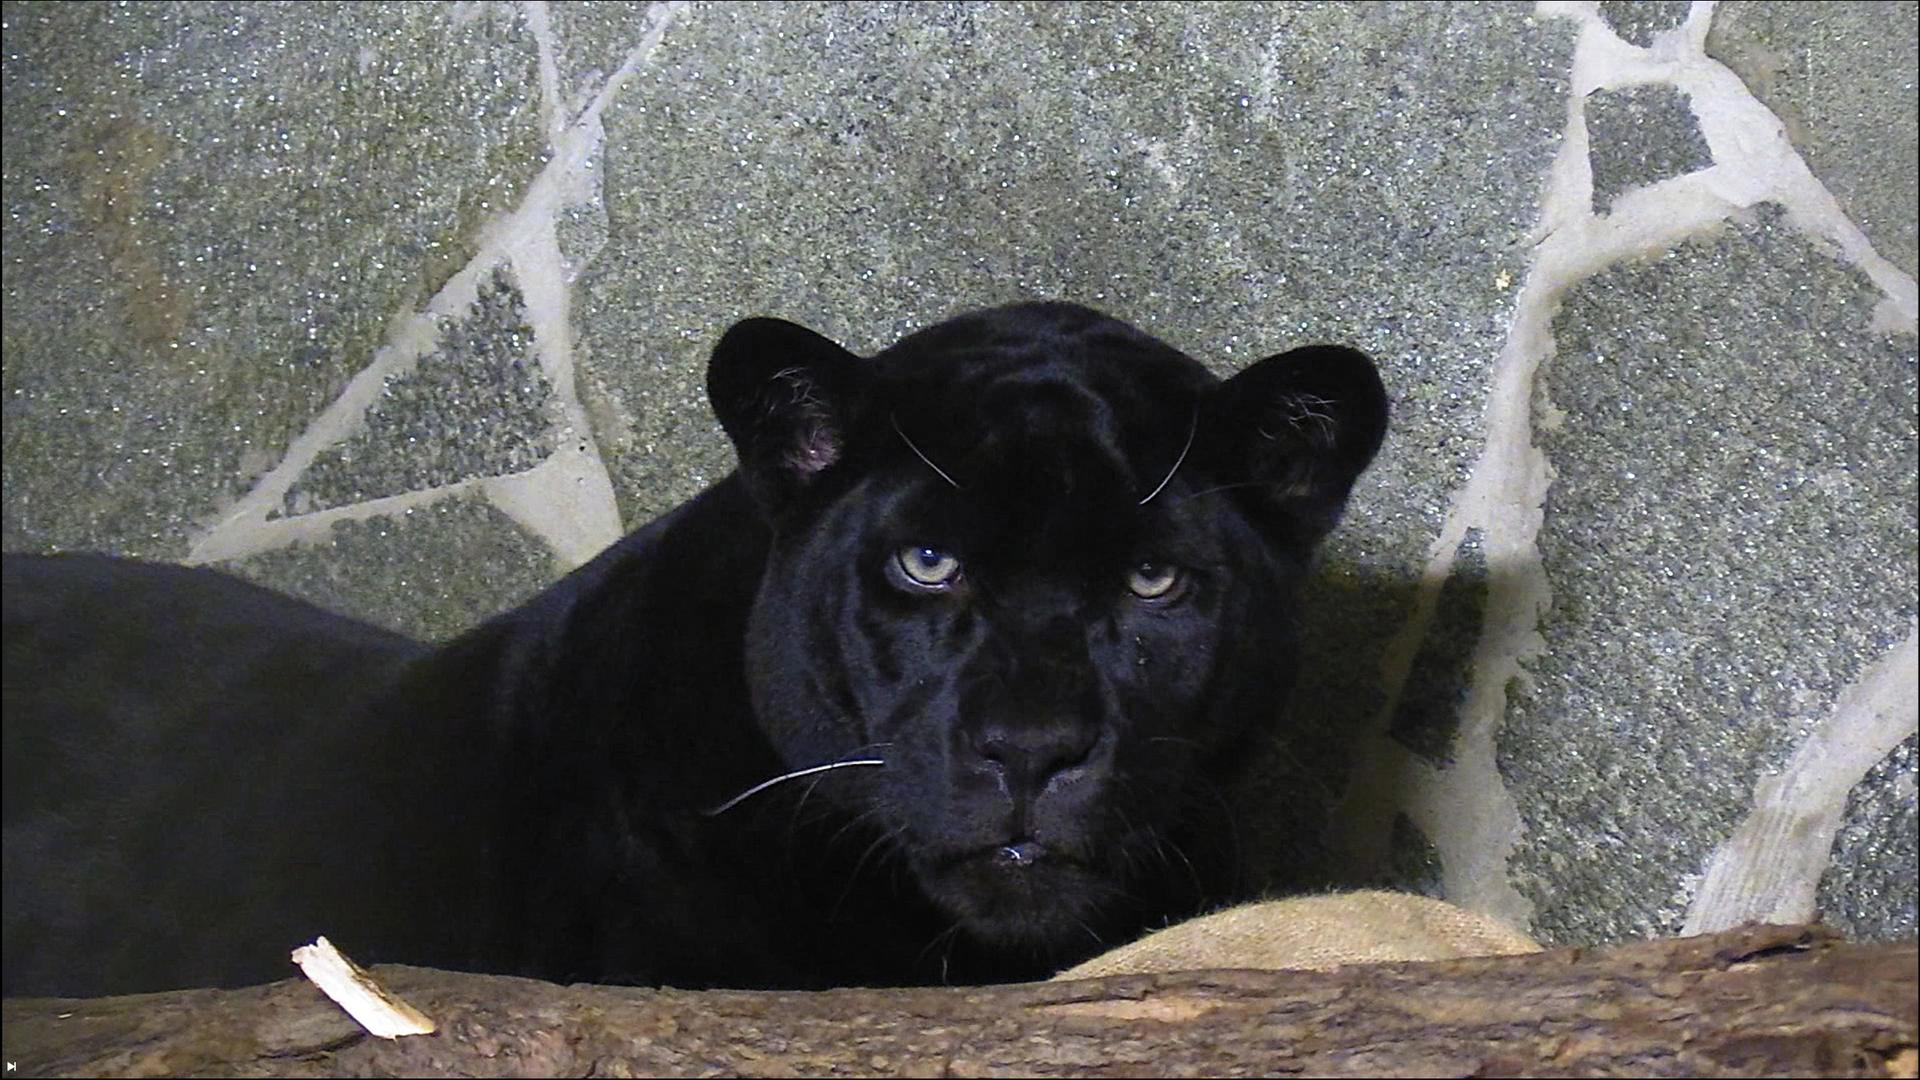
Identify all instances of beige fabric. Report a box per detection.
[1054,890,1540,979]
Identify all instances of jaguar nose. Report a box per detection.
[970,719,1097,796]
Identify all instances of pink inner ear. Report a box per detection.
[784,420,841,477]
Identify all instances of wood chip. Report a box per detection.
[290,936,437,1039]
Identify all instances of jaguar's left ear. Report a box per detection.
[707,317,871,515]
[1199,344,1389,545]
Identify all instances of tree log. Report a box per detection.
[2,923,1913,1078]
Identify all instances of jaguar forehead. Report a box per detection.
[890,412,962,491]
[952,446,1145,579]
[965,373,1125,468]
[1137,409,1199,507]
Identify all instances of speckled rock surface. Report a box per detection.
[577,2,1572,538]
[285,267,555,515]
[1818,735,1919,942]
[1507,206,1918,946]
[1709,1,1920,277]
[1597,1,1692,47]
[223,495,558,643]
[1585,83,1713,210]
[1,1,546,559]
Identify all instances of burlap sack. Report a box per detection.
[1054,890,1540,979]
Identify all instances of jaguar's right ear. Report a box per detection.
[1199,344,1389,548]
[707,317,870,516]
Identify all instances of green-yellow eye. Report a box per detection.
[1127,561,1182,600]
[897,546,962,588]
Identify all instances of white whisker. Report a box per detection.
[702,758,884,817]
[892,413,962,490]
[1137,409,1198,506]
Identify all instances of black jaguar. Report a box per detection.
[2,302,1387,996]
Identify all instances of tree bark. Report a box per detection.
[3,922,1913,1078]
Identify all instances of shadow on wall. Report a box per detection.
[1235,544,1503,899]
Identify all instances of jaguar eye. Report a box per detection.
[1127,561,1183,601]
[896,545,962,588]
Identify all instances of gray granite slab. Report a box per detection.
[1586,83,1713,211]
[547,0,657,121]
[577,0,1574,543]
[1708,1,1920,277]
[1817,734,1918,942]
[285,267,555,516]
[1,1,546,557]
[222,495,559,643]
[1597,1,1692,47]
[1504,205,1919,946]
